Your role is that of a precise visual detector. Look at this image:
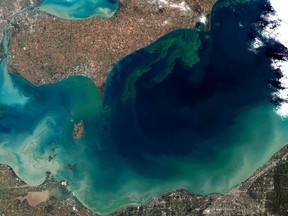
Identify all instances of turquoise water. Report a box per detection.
[37,0,118,19]
[1,0,288,215]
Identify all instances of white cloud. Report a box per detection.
[254,0,288,117]
[199,15,207,24]
[149,0,191,13]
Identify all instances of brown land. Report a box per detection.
[7,0,215,90]
[73,120,84,140]
[0,165,96,216]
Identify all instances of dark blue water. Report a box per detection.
[1,0,288,214]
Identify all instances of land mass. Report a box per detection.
[5,0,214,91]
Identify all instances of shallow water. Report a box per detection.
[37,0,118,19]
[1,0,288,214]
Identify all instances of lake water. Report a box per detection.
[1,0,288,214]
[37,0,118,19]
